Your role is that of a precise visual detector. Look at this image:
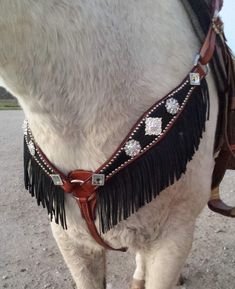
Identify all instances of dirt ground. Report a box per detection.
[0,110,235,289]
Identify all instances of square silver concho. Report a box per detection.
[50,174,63,186]
[92,174,105,186]
[190,72,201,86]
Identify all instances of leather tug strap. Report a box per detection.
[62,170,127,251]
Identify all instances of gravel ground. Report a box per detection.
[0,110,235,289]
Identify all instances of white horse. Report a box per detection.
[0,1,219,289]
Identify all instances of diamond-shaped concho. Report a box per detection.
[165,98,180,115]
[145,117,162,136]
[124,140,141,157]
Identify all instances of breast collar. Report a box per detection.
[23,0,223,251]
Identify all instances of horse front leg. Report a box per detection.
[130,252,146,289]
[144,215,195,289]
[51,222,106,289]
[130,253,185,289]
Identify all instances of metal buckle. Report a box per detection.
[212,14,224,35]
[70,179,85,184]
[92,174,105,186]
[70,179,85,201]
[192,54,210,83]
[193,54,201,67]
[193,54,210,74]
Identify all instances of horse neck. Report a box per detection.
[0,0,200,172]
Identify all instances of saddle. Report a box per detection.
[182,0,235,217]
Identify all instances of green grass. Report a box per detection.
[0,101,21,110]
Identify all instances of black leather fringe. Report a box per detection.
[24,140,67,229]
[97,79,209,233]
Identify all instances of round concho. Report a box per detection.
[165,98,180,115]
[124,139,141,157]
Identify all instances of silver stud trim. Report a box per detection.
[28,140,36,156]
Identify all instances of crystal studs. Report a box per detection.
[28,140,36,156]
[189,72,200,86]
[50,174,63,186]
[124,140,141,157]
[145,117,162,136]
[165,98,180,115]
[22,120,28,136]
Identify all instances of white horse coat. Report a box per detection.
[0,1,218,288]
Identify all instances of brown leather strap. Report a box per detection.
[199,26,217,65]
[199,0,224,65]
[212,0,223,12]
[76,199,127,251]
[231,98,235,110]
[211,146,231,189]
[62,170,127,252]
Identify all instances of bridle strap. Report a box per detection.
[199,18,223,65]
[199,0,223,65]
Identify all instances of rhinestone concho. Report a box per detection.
[165,98,180,115]
[124,140,141,157]
[145,117,162,136]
